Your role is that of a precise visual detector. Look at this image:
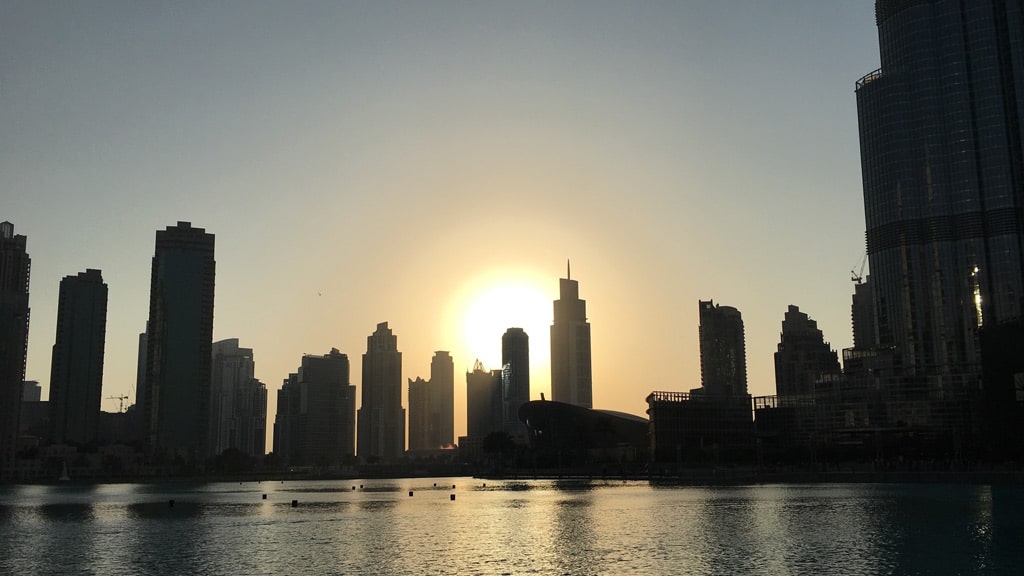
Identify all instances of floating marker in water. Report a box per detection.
[450,494,456,501]
[291,500,298,507]
[262,494,267,500]
[352,486,356,491]
[168,499,174,508]
[452,484,456,489]
[409,491,414,497]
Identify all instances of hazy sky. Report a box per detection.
[1,1,879,447]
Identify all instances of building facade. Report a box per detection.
[698,300,747,398]
[273,348,355,467]
[501,328,530,437]
[550,267,593,409]
[465,360,502,439]
[855,0,1024,388]
[209,339,267,458]
[358,322,404,461]
[48,269,108,445]
[142,222,216,464]
[773,305,840,399]
[407,351,455,452]
[0,221,30,476]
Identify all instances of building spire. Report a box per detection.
[567,259,571,280]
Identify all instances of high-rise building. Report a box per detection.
[408,351,456,451]
[850,279,877,350]
[48,269,108,445]
[550,265,592,409]
[0,221,30,477]
[273,348,354,466]
[466,360,502,439]
[210,339,267,458]
[501,327,530,436]
[407,376,430,451]
[135,328,147,416]
[431,351,454,447]
[358,322,404,461]
[142,222,215,463]
[855,0,1024,386]
[698,300,747,398]
[774,305,840,399]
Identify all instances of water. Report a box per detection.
[2,479,1023,575]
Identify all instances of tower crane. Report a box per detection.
[851,253,868,284]
[106,395,129,413]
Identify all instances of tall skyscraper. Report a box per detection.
[408,351,456,451]
[431,351,454,447]
[550,264,593,409]
[466,360,502,439]
[855,0,1024,386]
[142,222,215,463]
[501,327,530,436]
[48,269,108,445]
[358,322,404,461]
[210,339,267,458]
[774,305,840,399]
[0,221,30,476]
[698,300,747,398]
[273,348,354,466]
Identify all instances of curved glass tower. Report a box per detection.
[855,0,1024,385]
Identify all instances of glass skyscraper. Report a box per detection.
[855,0,1024,386]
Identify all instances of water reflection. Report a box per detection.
[553,494,595,574]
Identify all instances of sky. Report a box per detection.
[1,1,880,449]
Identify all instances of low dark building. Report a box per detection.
[519,400,647,468]
[646,391,754,466]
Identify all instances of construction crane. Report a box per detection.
[851,253,868,284]
[106,395,129,413]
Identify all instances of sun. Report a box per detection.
[456,278,552,374]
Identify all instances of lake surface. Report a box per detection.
[1,478,1023,575]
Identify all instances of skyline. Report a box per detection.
[1,1,879,448]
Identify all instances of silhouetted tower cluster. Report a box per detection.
[209,339,267,458]
[408,351,454,451]
[274,348,355,466]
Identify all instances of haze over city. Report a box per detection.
[1,1,879,447]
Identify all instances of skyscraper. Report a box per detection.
[358,322,404,461]
[273,348,354,466]
[550,265,593,409]
[501,327,530,436]
[48,269,108,445]
[698,300,747,398]
[774,305,840,399]
[855,0,1024,386]
[209,339,267,458]
[466,360,502,439]
[142,222,215,463]
[408,351,455,451]
[0,221,30,476]
[431,350,454,447]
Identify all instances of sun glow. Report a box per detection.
[454,276,553,377]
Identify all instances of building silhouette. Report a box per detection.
[273,348,355,466]
[465,360,502,440]
[209,339,267,458]
[698,300,747,398]
[774,305,840,399]
[407,351,455,452]
[501,327,530,437]
[0,221,30,477]
[855,0,1024,392]
[142,222,215,464]
[358,322,404,461]
[850,279,877,349]
[550,264,592,409]
[48,269,108,445]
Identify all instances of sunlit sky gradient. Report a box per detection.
[1,1,879,447]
